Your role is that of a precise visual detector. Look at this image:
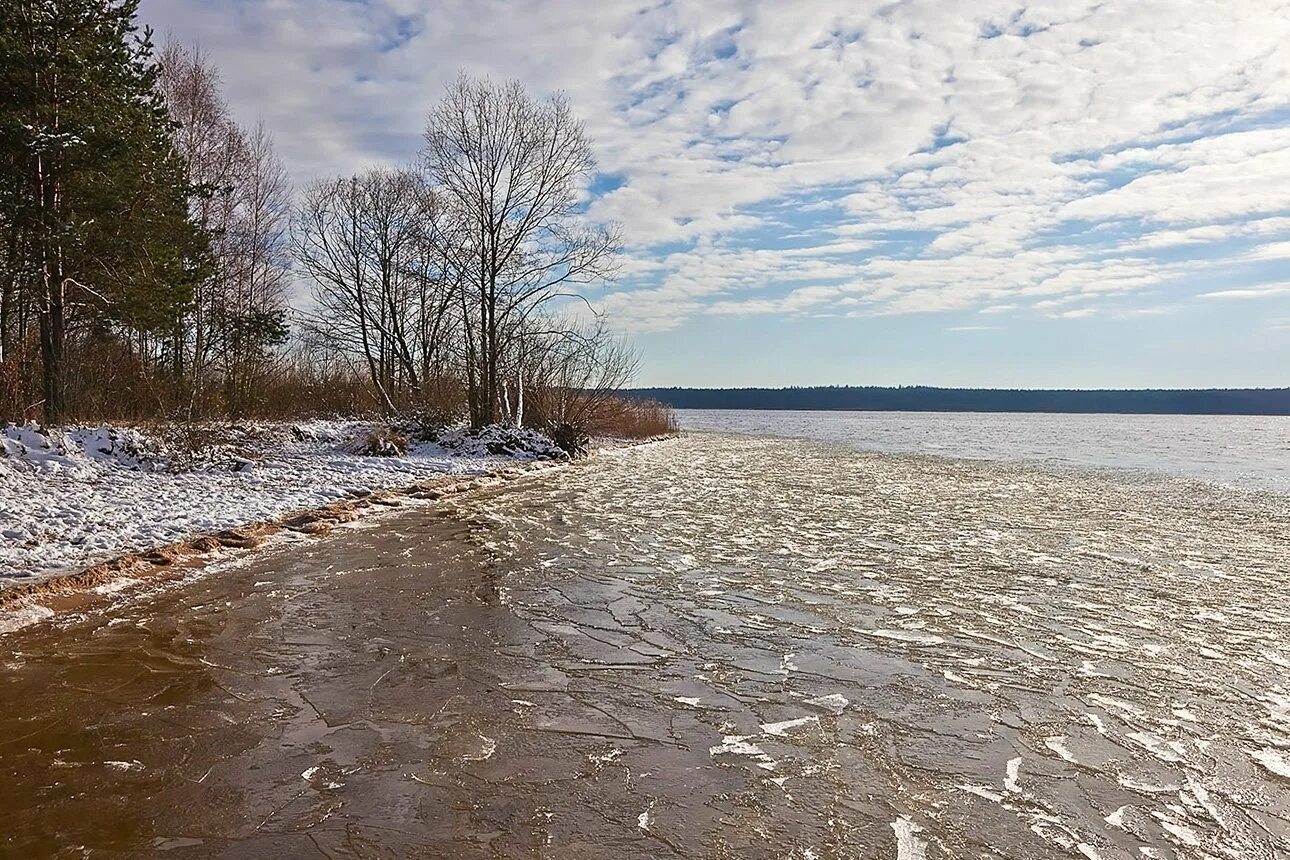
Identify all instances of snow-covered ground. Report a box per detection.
[0,420,567,585]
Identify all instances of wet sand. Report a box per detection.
[2,436,1289,858]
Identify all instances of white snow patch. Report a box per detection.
[590,747,623,765]
[0,420,551,589]
[91,577,141,595]
[104,760,144,772]
[462,734,496,762]
[866,629,945,645]
[958,783,1004,802]
[0,603,55,634]
[709,735,777,770]
[1126,731,1186,763]
[1044,736,1079,764]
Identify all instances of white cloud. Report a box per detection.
[1197,282,1290,300]
[142,0,1290,332]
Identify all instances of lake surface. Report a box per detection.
[3,434,1288,858]
[678,409,1290,494]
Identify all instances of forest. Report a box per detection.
[0,0,661,438]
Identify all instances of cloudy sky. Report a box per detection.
[140,0,1290,388]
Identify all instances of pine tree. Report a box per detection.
[0,0,207,423]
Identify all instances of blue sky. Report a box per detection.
[141,0,1290,388]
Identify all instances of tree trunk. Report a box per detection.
[38,275,65,425]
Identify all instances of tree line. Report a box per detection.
[627,386,1290,415]
[0,0,640,436]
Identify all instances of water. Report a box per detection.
[678,409,1290,494]
[2,428,1289,857]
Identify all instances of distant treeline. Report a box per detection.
[624,386,1290,416]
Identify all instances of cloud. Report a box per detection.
[142,0,1290,333]
[1197,282,1290,300]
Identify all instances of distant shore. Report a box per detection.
[626,386,1290,416]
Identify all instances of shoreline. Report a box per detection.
[0,419,576,595]
[0,436,668,631]
[0,456,567,627]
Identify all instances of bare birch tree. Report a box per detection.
[158,41,291,416]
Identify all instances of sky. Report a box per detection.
[139,0,1290,389]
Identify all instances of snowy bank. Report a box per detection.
[0,420,567,586]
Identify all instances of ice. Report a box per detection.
[1251,748,1290,778]
[14,423,1276,855]
[890,816,928,860]
[760,716,818,736]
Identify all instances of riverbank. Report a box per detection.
[0,420,580,617]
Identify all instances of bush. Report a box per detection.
[547,421,589,456]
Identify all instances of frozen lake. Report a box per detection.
[678,409,1290,494]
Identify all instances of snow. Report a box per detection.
[803,693,849,714]
[436,424,568,460]
[0,420,566,586]
[708,735,778,770]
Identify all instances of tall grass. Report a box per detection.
[589,397,678,438]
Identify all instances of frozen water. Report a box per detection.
[678,409,1290,493]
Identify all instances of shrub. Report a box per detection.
[547,421,589,456]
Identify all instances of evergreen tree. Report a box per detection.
[0,0,207,423]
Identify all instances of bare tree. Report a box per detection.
[293,168,456,415]
[216,122,291,413]
[521,315,639,432]
[422,72,620,427]
[158,41,292,416]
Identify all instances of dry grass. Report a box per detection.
[589,397,678,438]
